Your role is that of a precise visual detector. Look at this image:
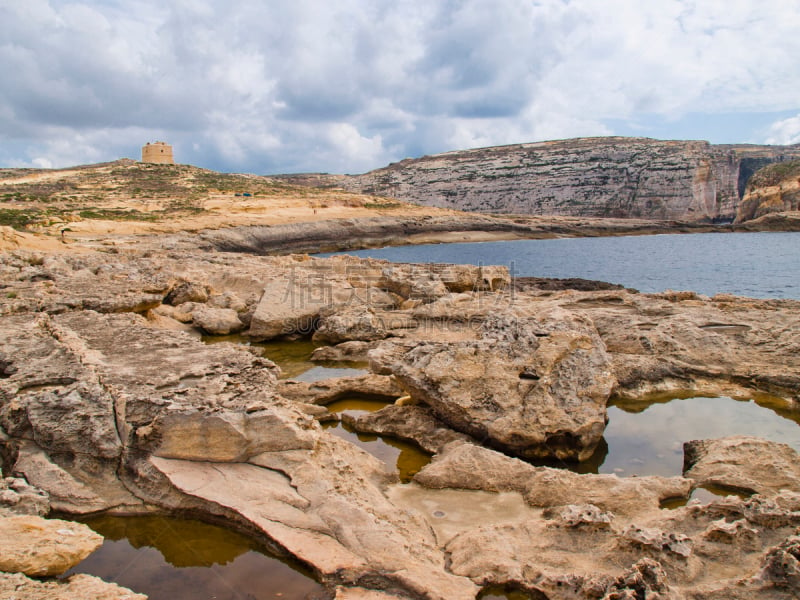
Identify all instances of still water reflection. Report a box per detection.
[589,394,800,477]
[201,334,366,380]
[323,398,432,482]
[65,515,324,600]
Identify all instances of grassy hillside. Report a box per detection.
[0,160,401,231]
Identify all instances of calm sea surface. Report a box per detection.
[325,231,800,299]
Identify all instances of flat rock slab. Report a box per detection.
[684,436,800,496]
[413,442,692,519]
[387,484,540,545]
[0,515,102,577]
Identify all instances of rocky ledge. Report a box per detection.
[1,245,800,599]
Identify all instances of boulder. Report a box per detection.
[312,306,389,344]
[684,436,800,496]
[371,308,616,461]
[191,306,244,335]
[248,270,360,340]
[165,281,209,305]
[0,515,102,576]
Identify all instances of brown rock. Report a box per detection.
[165,281,209,305]
[346,404,471,454]
[312,306,389,344]
[372,308,616,461]
[0,515,102,576]
[684,436,800,496]
[413,441,692,518]
[0,572,146,600]
[277,374,403,405]
[191,306,245,335]
[0,473,49,516]
[311,340,375,362]
[756,533,800,589]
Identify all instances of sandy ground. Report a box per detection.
[0,165,463,251]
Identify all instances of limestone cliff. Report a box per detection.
[304,137,800,222]
[735,159,800,223]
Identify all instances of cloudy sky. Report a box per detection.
[2,0,799,175]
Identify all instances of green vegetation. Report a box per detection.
[363,201,402,210]
[0,208,49,229]
[749,160,800,189]
[77,208,160,222]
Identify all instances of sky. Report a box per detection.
[2,0,800,175]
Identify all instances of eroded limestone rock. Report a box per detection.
[684,436,800,496]
[0,473,49,516]
[0,572,146,600]
[345,404,471,454]
[3,248,800,600]
[191,306,244,335]
[0,515,102,576]
[277,374,403,405]
[371,309,616,461]
[312,305,390,344]
[756,533,800,589]
[413,442,692,518]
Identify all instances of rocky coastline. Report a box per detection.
[2,234,800,600]
[200,214,736,256]
[280,138,800,222]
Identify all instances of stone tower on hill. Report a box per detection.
[141,141,174,164]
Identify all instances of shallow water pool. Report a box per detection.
[591,393,800,477]
[323,397,432,482]
[64,514,324,600]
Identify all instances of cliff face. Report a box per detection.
[735,160,800,223]
[334,137,800,221]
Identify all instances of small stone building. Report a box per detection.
[141,141,174,164]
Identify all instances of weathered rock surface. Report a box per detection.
[151,435,479,599]
[2,246,800,599]
[370,308,616,460]
[0,473,49,516]
[327,137,800,221]
[311,340,376,362]
[312,305,390,344]
[0,515,102,576]
[547,289,800,398]
[412,441,691,518]
[684,437,800,496]
[0,572,147,600]
[190,306,244,335]
[735,160,800,223]
[345,404,472,454]
[277,374,404,405]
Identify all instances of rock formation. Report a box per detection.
[0,515,102,577]
[286,137,800,222]
[1,244,800,599]
[735,160,800,223]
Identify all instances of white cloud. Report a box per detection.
[764,114,800,145]
[1,0,799,173]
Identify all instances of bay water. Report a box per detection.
[324,231,800,299]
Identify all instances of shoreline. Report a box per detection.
[197,214,737,256]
